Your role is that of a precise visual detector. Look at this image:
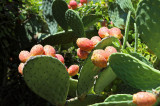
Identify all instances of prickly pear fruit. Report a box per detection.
[109,27,123,39]
[92,49,108,60]
[30,44,44,56]
[105,46,117,61]
[133,92,157,106]
[69,0,77,10]
[19,50,30,63]
[77,48,89,59]
[55,54,65,64]
[76,38,95,51]
[98,27,110,38]
[78,3,83,7]
[80,0,87,4]
[67,65,79,76]
[91,53,107,68]
[44,45,56,57]
[18,63,24,75]
[91,36,101,46]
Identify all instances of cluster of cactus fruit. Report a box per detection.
[68,0,87,9]
[18,44,79,76]
[17,0,160,105]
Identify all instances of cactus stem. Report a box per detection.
[134,23,138,52]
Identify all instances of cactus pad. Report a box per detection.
[109,53,160,90]
[65,9,85,37]
[23,55,69,105]
[94,66,116,94]
[77,36,120,98]
[136,0,160,59]
[52,0,68,31]
[104,94,133,102]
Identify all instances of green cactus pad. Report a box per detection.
[52,0,68,31]
[109,53,160,90]
[65,9,85,37]
[23,55,70,105]
[130,52,153,67]
[42,0,57,34]
[89,101,135,106]
[66,94,105,106]
[82,15,102,29]
[136,0,160,59]
[68,78,78,97]
[94,66,116,94]
[104,94,133,102]
[77,36,120,98]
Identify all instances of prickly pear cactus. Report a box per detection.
[52,0,68,31]
[136,0,160,59]
[65,9,85,37]
[90,94,135,106]
[68,78,78,97]
[23,55,70,105]
[77,36,120,99]
[94,66,116,94]
[109,53,160,90]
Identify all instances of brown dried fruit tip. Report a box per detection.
[133,92,157,106]
[90,36,101,46]
[76,38,95,51]
[67,65,79,76]
[91,53,107,68]
[98,27,110,38]
[109,27,123,39]
[19,50,31,63]
[77,48,89,59]
[18,63,24,75]
[55,54,65,64]
[105,46,117,61]
[30,44,44,56]
[44,45,56,57]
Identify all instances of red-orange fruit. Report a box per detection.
[109,27,123,39]
[98,27,110,38]
[91,36,101,46]
[91,53,107,68]
[78,3,83,7]
[133,92,157,106]
[77,48,89,59]
[76,38,95,51]
[55,54,65,64]
[69,0,77,9]
[80,0,87,4]
[19,50,30,63]
[44,45,56,57]
[18,63,24,75]
[105,46,117,61]
[68,4,71,9]
[92,49,108,60]
[67,65,79,76]
[30,44,44,56]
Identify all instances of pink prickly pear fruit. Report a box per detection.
[55,54,65,64]
[110,21,113,25]
[19,50,31,63]
[30,44,44,56]
[68,5,71,9]
[105,46,117,61]
[133,92,157,106]
[91,53,107,68]
[92,49,108,60]
[44,45,56,57]
[109,27,123,39]
[91,36,101,46]
[18,63,24,75]
[78,3,83,7]
[80,0,87,4]
[67,65,79,76]
[77,48,89,59]
[69,0,77,9]
[76,38,95,51]
[98,27,110,38]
